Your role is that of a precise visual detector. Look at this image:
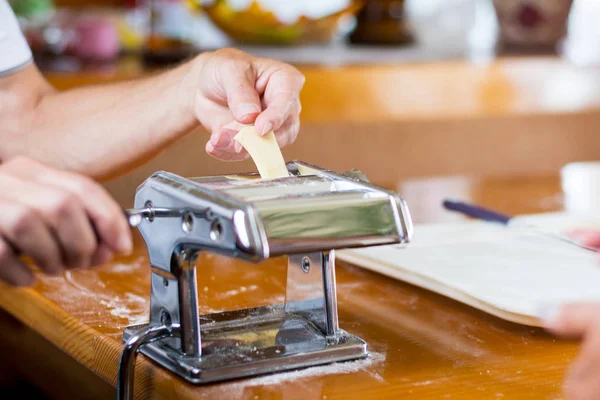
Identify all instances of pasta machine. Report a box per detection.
[117,161,413,399]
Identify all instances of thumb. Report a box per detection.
[540,302,600,339]
[220,65,262,124]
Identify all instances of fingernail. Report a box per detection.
[219,135,232,148]
[212,132,232,149]
[236,103,261,118]
[117,235,133,255]
[536,302,563,327]
[235,142,243,153]
[260,122,273,135]
[207,142,215,153]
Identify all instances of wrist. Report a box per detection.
[159,57,200,133]
[175,53,210,127]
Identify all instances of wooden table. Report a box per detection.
[0,175,577,399]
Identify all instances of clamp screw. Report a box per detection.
[182,211,194,234]
[210,219,223,241]
[301,257,311,273]
[144,201,155,222]
[160,309,172,328]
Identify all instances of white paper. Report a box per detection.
[339,220,600,326]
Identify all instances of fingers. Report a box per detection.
[28,191,96,269]
[255,93,299,136]
[567,229,600,250]
[0,157,130,286]
[206,113,299,162]
[0,239,34,287]
[219,59,262,124]
[0,199,62,275]
[34,169,132,257]
[563,322,600,400]
[194,91,236,134]
[0,157,129,268]
[540,302,600,339]
[206,127,250,162]
[207,127,237,153]
[1,179,99,271]
[540,303,600,400]
[254,63,304,136]
[194,96,248,159]
[90,243,114,268]
[273,115,300,149]
[194,49,304,160]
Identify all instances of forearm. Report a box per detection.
[1,48,305,174]
[0,61,198,180]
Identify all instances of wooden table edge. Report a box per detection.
[0,285,168,396]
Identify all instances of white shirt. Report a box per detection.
[0,0,32,76]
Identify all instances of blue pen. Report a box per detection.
[442,200,511,224]
[442,200,600,252]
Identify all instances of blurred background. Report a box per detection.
[8,0,600,210]
[13,0,600,67]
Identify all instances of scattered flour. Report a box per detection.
[124,292,148,305]
[223,352,386,394]
[105,305,148,325]
[52,259,150,326]
[337,282,364,290]
[64,270,96,296]
[217,285,260,299]
[99,294,149,325]
[104,257,145,274]
[409,378,449,387]
[105,264,134,274]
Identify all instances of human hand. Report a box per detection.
[568,229,600,251]
[0,157,132,286]
[542,302,600,400]
[182,48,305,161]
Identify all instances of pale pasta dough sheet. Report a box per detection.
[234,127,289,179]
[338,220,600,327]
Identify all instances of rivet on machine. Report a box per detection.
[117,161,413,400]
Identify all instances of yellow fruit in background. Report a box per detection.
[118,19,144,50]
[186,0,203,14]
[203,0,363,45]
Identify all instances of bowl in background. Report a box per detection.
[202,0,363,45]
